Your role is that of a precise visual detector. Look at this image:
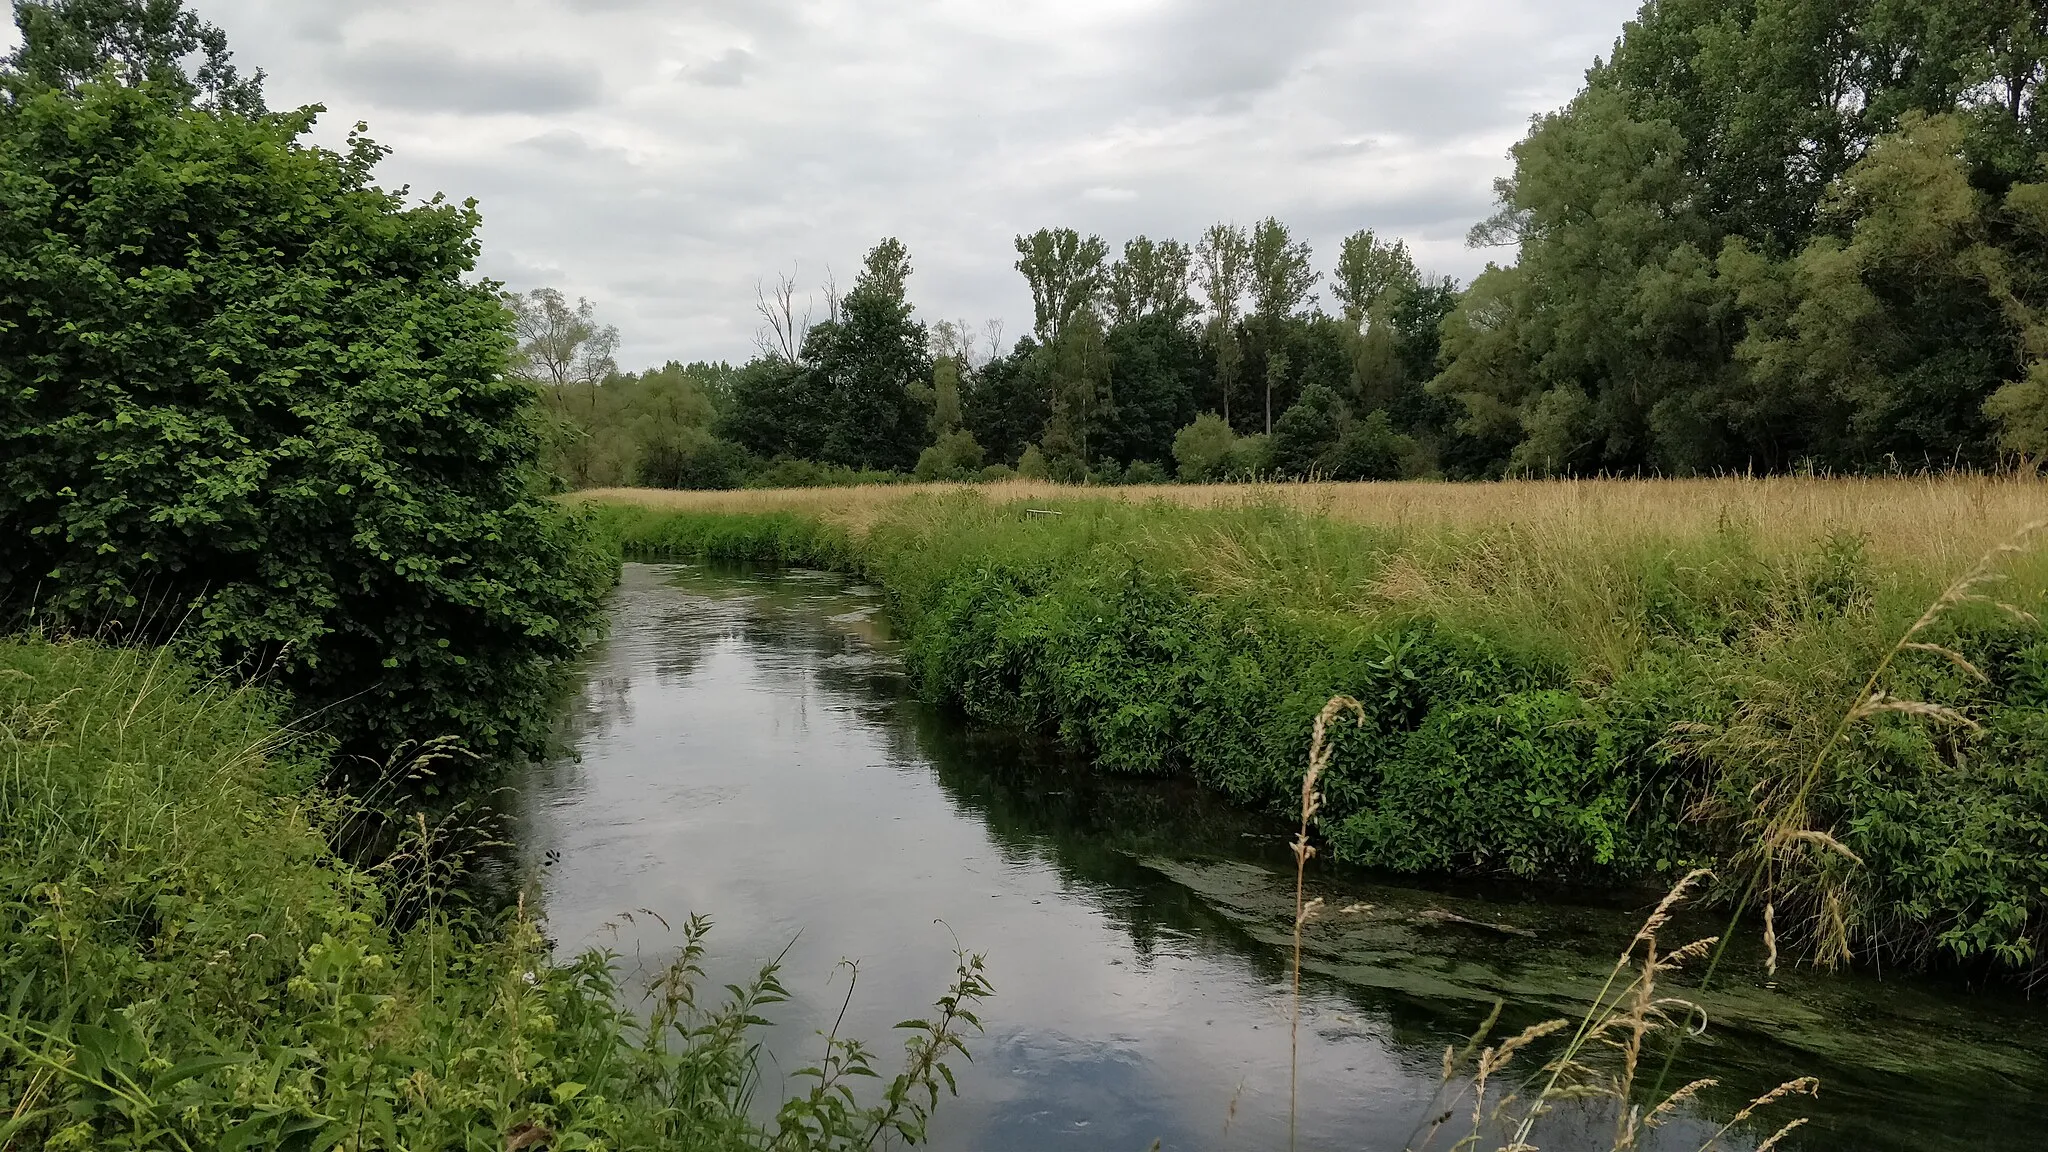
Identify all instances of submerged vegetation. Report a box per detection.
[591,477,2048,979]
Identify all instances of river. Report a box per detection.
[515,562,2048,1151]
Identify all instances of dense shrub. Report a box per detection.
[601,490,2048,975]
[0,75,611,759]
[913,428,986,481]
[638,428,752,490]
[1171,412,1234,481]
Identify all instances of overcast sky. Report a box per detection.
[4,0,1642,367]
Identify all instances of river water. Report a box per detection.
[516,563,2048,1151]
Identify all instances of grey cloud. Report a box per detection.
[684,48,754,88]
[1125,0,1358,109]
[176,0,1640,365]
[330,43,602,114]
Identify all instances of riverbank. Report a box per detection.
[582,477,2048,978]
[0,635,984,1150]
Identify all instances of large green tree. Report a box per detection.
[806,238,932,470]
[1434,0,2047,474]
[0,5,609,758]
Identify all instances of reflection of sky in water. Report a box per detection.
[516,563,2045,1152]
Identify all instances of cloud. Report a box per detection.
[328,43,603,114]
[683,48,754,89]
[17,0,1644,365]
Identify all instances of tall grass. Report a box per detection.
[0,636,987,1150]
[589,479,2048,978]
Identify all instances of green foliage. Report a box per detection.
[1016,444,1051,480]
[806,240,933,471]
[1224,433,1271,479]
[1105,235,1196,326]
[1270,383,1346,477]
[1013,228,1109,343]
[639,428,752,490]
[538,359,730,489]
[595,493,2048,975]
[1122,459,1170,485]
[1171,413,1236,482]
[0,71,610,759]
[1434,0,2048,475]
[1328,409,1414,481]
[1101,312,1201,467]
[745,458,902,490]
[3,0,263,112]
[0,636,987,1151]
[913,429,986,481]
[717,357,828,462]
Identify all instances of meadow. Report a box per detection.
[584,476,2048,979]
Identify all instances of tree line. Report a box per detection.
[532,222,1461,487]
[539,0,2048,486]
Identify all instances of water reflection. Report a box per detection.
[517,563,2048,1152]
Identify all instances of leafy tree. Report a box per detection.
[510,289,625,487]
[1040,310,1112,469]
[1194,223,1251,427]
[1107,236,1196,326]
[1245,218,1318,434]
[0,43,608,758]
[1331,230,1418,327]
[1014,228,1108,344]
[914,429,986,481]
[1270,382,1344,477]
[962,337,1051,465]
[2,0,263,112]
[1102,312,1202,467]
[717,355,828,461]
[1433,0,2046,474]
[929,356,965,438]
[1329,409,1414,481]
[808,237,932,470]
[1016,442,1051,479]
[637,427,750,489]
[1171,412,1236,481]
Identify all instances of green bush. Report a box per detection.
[638,428,753,490]
[0,75,610,759]
[1224,433,1272,479]
[1328,409,1414,481]
[913,428,986,481]
[1171,413,1234,481]
[1270,384,1344,477]
[1016,444,1052,479]
[1123,459,1170,485]
[745,457,901,489]
[0,635,987,1151]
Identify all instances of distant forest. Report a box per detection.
[531,0,2048,486]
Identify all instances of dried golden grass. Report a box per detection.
[577,474,2045,564]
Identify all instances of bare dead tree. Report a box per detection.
[981,318,1006,367]
[753,266,811,362]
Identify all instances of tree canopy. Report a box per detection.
[0,2,609,758]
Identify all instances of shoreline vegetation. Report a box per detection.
[0,636,991,1151]
[582,475,2048,981]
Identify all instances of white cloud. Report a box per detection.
[2,0,1640,365]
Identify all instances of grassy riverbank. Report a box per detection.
[0,636,985,1150]
[586,477,2048,977]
